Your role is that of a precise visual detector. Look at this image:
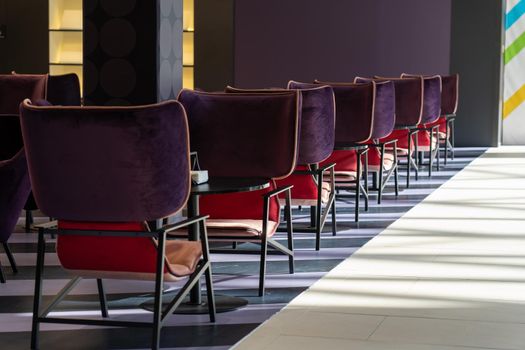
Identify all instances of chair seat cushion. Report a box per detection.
[368,147,395,172]
[320,150,359,172]
[416,130,439,152]
[329,171,358,188]
[279,182,331,206]
[368,156,394,172]
[206,219,279,238]
[56,221,201,281]
[165,240,202,277]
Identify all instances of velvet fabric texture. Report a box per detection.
[46,73,82,106]
[313,80,374,146]
[0,115,23,161]
[0,74,82,212]
[225,84,336,165]
[0,149,31,243]
[0,74,47,115]
[178,89,300,179]
[19,100,191,222]
[401,74,442,124]
[369,81,395,139]
[441,74,459,116]
[361,76,424,128]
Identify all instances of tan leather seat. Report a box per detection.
[205,219,279,238]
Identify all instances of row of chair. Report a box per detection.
[0,72,458,349]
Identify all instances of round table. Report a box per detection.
[179,177,270,314]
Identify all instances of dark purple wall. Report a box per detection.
[234,0,451,88]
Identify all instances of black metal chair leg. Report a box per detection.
[309,206,316,228]
[198,220,216,323]
[450,120,456,160]
[25,210,33,231]
[429,131,433,178]
[258,237,268,297]
[436,128,441,171]
[96,279,109,318]
[393,142,399,196]
[2,243,17,274]
[31,229,46,350]
[151,233,166,350]
[414,131,419,181]
[355,151,362,223]
[204,266,216,322]
[331,198,337,236]
[314,206,321,251]
[444,122,449,165]
[363,151,369,211]
[0,263,5,284]
[378,145,384,204]
[285,193,295,273]
[407,134,411,188]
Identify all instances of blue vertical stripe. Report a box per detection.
[507,0,525,30]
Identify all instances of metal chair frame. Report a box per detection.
[31,216,215,350]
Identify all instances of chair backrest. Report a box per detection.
[313,80,375,146]
[401,73,442,124]
[0,73,82,160]
[353,79,396,140]
[226,84,336,165]
[0,149,31,243]
[360,76,424,128]
[20,100,190,222]
[46,73,82,106]
[441,74,459,116]
[177,89,301,179]
[0,74,47,115]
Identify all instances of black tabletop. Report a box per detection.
[333,143,369,151]
[191,177,270,195]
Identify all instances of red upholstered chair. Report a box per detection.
[20,100,214,350]
[400,74,443,177]
[433,74,459,163]
[225,84,337,251]
[311,80,375,222]
[360,77,424,188]
[354,78,398,204]
[178,90,300,296]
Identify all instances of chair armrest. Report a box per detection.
[263,185,293,199]
[293,163,335,176]
[318,162,336,173]
[162,215,210,234]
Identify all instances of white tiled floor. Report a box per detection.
[233,147,525,350]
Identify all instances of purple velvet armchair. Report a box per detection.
[0,73,82,230]
[178,89,301,296]
[20,100,215,350]
[0,149,31,283]
[401,74,442,177]
[370,76,424,188]
[354,78,398,204]
[225,84,337,251]
[308,80,376,222]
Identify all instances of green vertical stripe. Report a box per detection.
[505,31,525,64]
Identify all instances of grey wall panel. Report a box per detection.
[195,0,235,92]
[0,0,48,74]
[233,0,451,88]
[158,0,183,101]
[450,0,504,147]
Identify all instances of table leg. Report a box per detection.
[187,194,202,305]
